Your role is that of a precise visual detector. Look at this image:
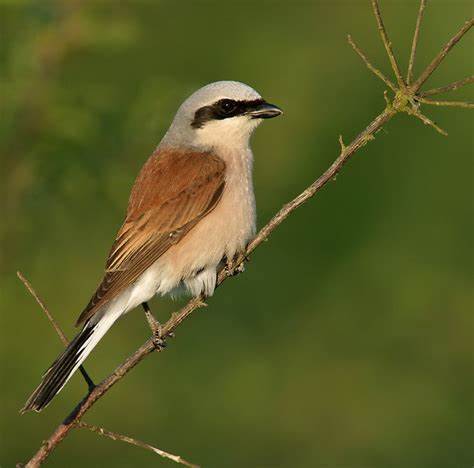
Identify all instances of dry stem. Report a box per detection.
[371,0,406,90]
[417,97,474,109]
[17,272,69,346]
[347,34,397,92]
[77,423,199,468]
[17,272,94,389]
[408,109,448,136]
[420,75,474,97]
[407,0,427,85]
[411,18,473,93]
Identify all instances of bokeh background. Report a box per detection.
[1,1,473,467]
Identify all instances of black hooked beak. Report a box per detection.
[247,101,283,119]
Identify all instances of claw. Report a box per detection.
[152,335,167,350]
[224,252,248,277]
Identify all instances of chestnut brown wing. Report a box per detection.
[76,149,225,325]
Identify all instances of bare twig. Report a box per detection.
[407,0,427,84]
[17,272,69,346]
[17,271,94,389]
[420,75,474,97]
[417,97,474,109]
[371,0,407,90]
[408,108,448,136]
[347,34,397,92]
[411,18,473,93]
[20,1,474,466]
[77,423,199,468]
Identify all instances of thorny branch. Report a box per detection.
[20,1,473,466]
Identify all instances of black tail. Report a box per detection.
[21,323,96,413]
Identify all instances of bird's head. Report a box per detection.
[162,81,282,150]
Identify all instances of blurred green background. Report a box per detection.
[1,1,473,467]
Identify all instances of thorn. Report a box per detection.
[338,135,346,152]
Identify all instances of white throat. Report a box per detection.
[193,117,260,153]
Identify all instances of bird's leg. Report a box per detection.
[142,302,166,349]
[79,366,96,392]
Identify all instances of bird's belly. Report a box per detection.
[148,184,256,298]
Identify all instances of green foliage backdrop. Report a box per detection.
[1,1,473,467]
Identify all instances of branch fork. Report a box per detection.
[19,1,473,466]
[349,1,473,136]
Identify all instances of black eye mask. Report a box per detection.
[191,98,266,129]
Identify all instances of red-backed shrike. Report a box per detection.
[22,81,282,413]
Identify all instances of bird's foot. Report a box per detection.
[149,318,167,350]
[150,322,167,350]
[233,262,246,275]
[152,335,167,350]
[225,253,248,277]
[142,302,167,350]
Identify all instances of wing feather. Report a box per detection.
[76,149,225,325]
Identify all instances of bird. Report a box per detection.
[21,80,282,413]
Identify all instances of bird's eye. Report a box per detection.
[218,99,237,114]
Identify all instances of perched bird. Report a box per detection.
[21,81,282,413]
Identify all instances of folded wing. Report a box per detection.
[76,149,226,325]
